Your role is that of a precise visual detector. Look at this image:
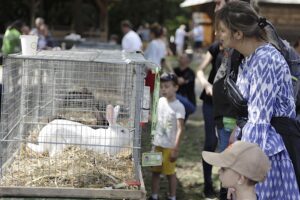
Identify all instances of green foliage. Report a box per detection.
[45,0,73,27]
[108,0,191,37]
[165,15,189,36]
[0,0,192,42]
[44,0,99,32]
[0,0,30,33]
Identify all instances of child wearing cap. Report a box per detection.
[202,141,271,200]
[149,73,185,200]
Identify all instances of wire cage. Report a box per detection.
[0,50,157,199]
[72,41,122,50]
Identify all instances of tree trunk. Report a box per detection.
[95,0,108,41]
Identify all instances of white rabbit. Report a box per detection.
[27,105,132,157]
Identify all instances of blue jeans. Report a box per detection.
[202,102,218,187]
[176,94,196,120]
[217,127,232,200]
[217,127,232,152]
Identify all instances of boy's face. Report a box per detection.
[160,81,178,100]
[218,167,241,188]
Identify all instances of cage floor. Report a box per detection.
[1,143,135,189]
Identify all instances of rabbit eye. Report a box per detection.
[121,129,125,133]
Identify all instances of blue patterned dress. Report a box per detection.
[236,43,300,199]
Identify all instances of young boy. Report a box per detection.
[202,141,271,200]
[149,73,185,200]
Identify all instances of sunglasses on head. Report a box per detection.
[160,73,177,82]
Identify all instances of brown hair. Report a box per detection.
[150,23,163,38]
[215,1,266,40]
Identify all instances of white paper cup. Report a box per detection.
[20,35,38,55]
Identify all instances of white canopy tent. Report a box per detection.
[180,0,214,7]
[180,0,300,7]
[259,0,300,4]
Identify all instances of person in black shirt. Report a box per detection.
[197,41,224,198]
[174,53,196,121]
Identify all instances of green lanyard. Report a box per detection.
[142,68,163,167]
[151,67,160,137]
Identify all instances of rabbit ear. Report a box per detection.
[106,104,114,125]
[113,105,120,124]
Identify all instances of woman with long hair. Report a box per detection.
[215,1,300,199]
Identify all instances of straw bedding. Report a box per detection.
[1,144,134,188]
[1,125,136,189]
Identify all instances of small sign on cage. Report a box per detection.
[142,152,162,167]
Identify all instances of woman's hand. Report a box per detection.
[204,83,213,96]
[177,77,186,85]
